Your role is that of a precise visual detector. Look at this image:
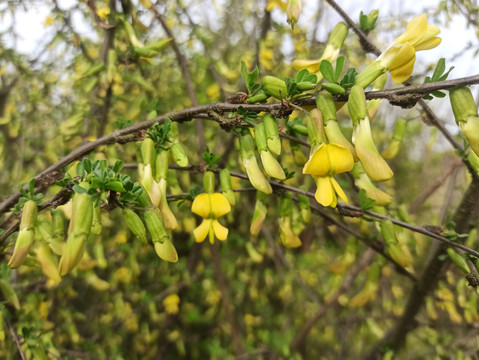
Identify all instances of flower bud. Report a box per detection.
[382,119,407,159]
[250,192,268,236]
[354,61,386,89]
[203,171,216,194]
[91,204,102,235]
[50,209,65,255]
[220,169,235,206]
[328,22,349,50]
[157,178,178,230]
[264,115,282,155]
[297,191,311,224]
[85,272,110,291]
[348,85,368,127]
[262,76,287,100]
[374,206,411,267]
[0,279,20,310]
[447,248,469,275]
[137,185,170,242]
[306,109,325,152]
[367,73,387,120]
[286,0,302,29]
[170,143,189,167]
[450,87,479,156]
[253,123,286,178]
[351,162,392,206]
[154,149,169,181]
[8,200,37,269]
[59,233,86,276]
[349,86,393,181]
[35,240,61,282]
[154,239,178,263]
[141,138,156,166]
[123,208,148,245]
[240,131,272,194]
[279,194,302,248]
[290,141,308,166]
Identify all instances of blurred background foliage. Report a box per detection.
[0,0,478,359]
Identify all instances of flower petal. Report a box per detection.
[389,43,416,72]
[326,144,354,174]
[191,193,212,218]
[213,219,229,241]
[303,144,330,176]
[292,58,322,73]
[330,177,348,204]
[193,219,212,243]
[390,54,416,83]
[395,14,427,45]
[414,36,441,51]
[314,176,335,207]
[210,193,231,218]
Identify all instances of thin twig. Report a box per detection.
[1,73,478,217]
[7,320,26,360]
[151,4,205,158]
[290,249,376,353]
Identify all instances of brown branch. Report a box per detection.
[7,320,26,360]
[364,180,479,358]
[408,158,463,213]
[323,0,381,55]
[290,249,376,354]
[94,0,116,138]
[211,241,245,355]
[53,0,94,63]
[151,4,205,158]
[1,74,479,217]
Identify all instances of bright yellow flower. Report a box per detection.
[266,0,287,12]
[303,144,354,207]
[380,14,441,82]
[97,6,110,19]
[192,193,231,243]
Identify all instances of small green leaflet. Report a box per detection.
[359,189,375,211]
[240,61,261,95]
[424,58,454,100]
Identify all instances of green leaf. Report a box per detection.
[27,179,36,195]
[340,68,358,89]
[322,83,346,95]
[73,184,88,194]
[335,56,345,82]
[240,61,260,94]
[295,69,317,84]
[285,77,300,97]
[112,160,123,173]
[359,189,376,211]
[432,58,446,81]
[202,148,222,168]
[320,60,335,83]
[106,180,126,193]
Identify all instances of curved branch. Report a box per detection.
[1,74,479,216]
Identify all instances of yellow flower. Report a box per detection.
[381,14,441,82]
[192,193,231,243]
[292,22,348,76]
[303,144,354,207]
[266,0,287,12]
[163,294,180,314]
[355,14,441,87]
[42,16,55,27]
[97,6,110,19]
